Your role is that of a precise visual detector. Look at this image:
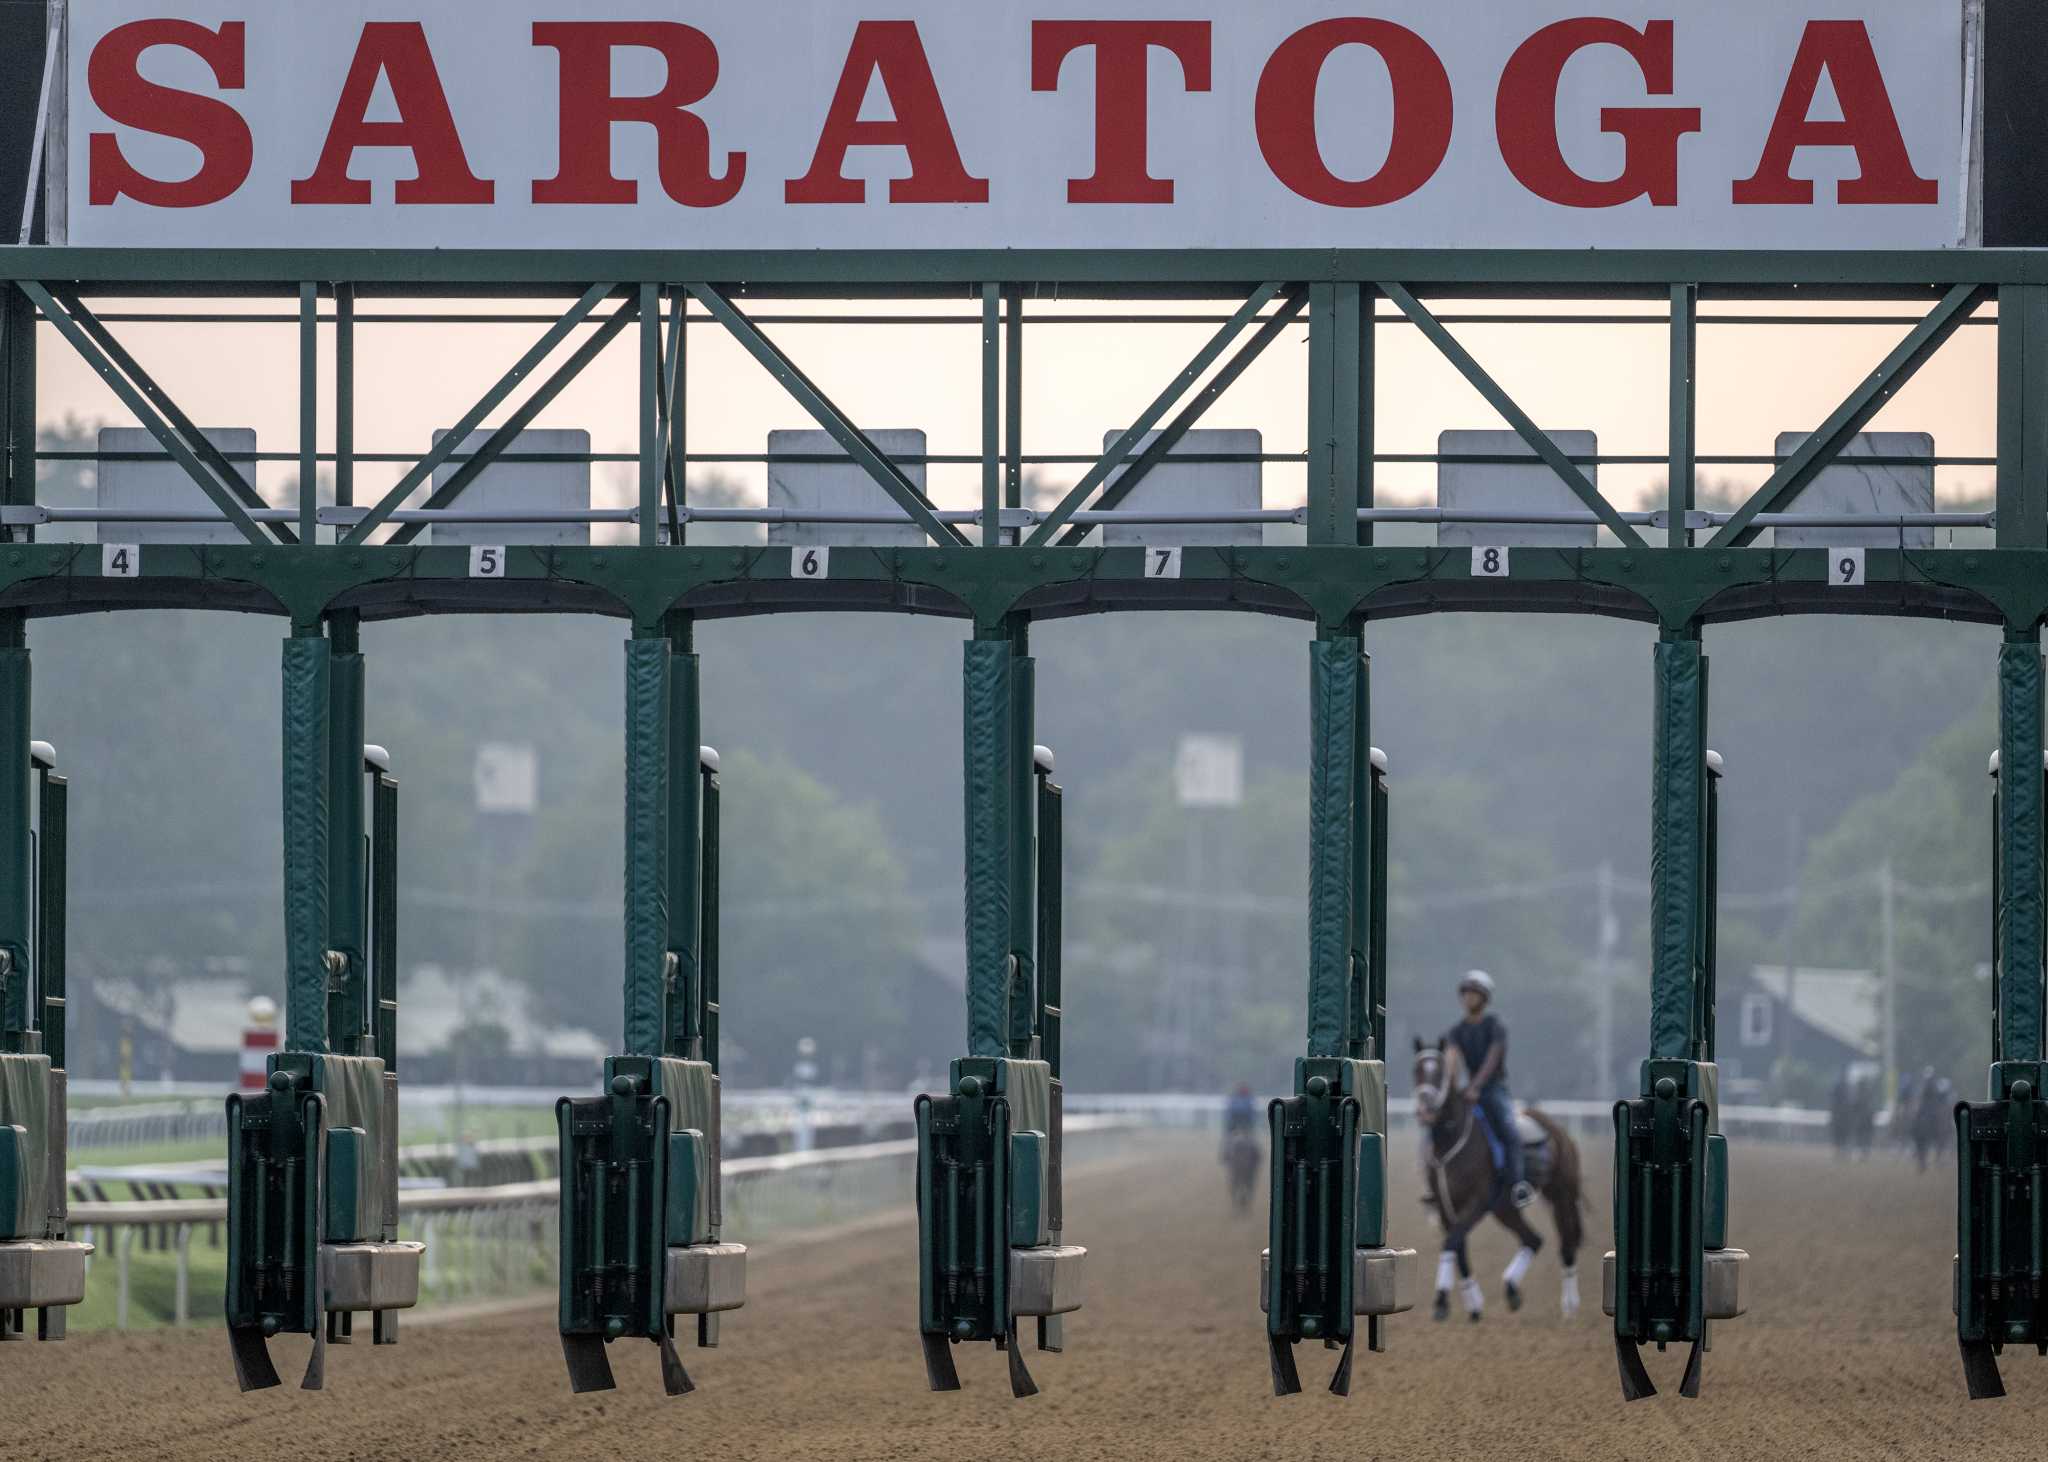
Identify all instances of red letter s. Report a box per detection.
[88,20,252,208]
[1496,19,1701,208]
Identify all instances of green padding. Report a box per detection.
[1008,1131,1049,1246]
[1649,635,1703,1062]
[623,636,671,1057]
[281,633,331,1054]
[996,1058,1051,1137]
[1307,638,1359,1058]
[0,648,29,1039]
[313,1054,385,1242]
[0,1053,49,1240]
[666,1129,711,1246]
[325,1127,370,1242]
[1704,1133,1729,1250]
[962,639,1014,1059]
[2000,636,2045,1060]
[1355,1131,1387,1248]
[653,1056,715,1136]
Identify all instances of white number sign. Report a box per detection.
[101,543,139,577]
[470,545,506,578]
[1471,545,1510,578]
[791,546,830,579]
[1146,546,1183,579]
[1830,547,1866,587]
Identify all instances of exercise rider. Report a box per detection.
[1447,970,1533,1209]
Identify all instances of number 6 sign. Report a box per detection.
[791,546,829,579]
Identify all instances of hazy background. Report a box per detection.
[17,294,2009,1107]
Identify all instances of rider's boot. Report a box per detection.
[1510,1180,1536,1208]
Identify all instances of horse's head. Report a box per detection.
[1412,1036,1459,1126]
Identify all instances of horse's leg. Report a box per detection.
[1550,1190,1585,1319]
[1432,1246,1459,1322]
[1491,1203,1543,1313]
[1457,1237,1483,1321]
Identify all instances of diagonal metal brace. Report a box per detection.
[687,283,968,547]
[1380,281,1646,551]
[1058,288,1307,546]
[1029,281,1287,547]
[22,281,272,546]
[1707,282,1985,549]
[344,282,620,545]
[50,288,296,544]
[384,296,641,546]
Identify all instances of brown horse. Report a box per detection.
[1411,1039,1584,1322]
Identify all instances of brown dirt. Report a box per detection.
[10,1133,2048,1461]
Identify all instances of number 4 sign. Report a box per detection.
[102,543,140,577]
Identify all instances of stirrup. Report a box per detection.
[1510,1181,1536,1209]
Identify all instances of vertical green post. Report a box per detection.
[1307,630,1361,1059]
[1668,285,1697,547]
[981,283,1001,545]
[335,285,354,510]
[962,628,1017,1059]
[299,283,318,544]
[665,613,703,1060]
[326,612,366,1055]
[1649,628,1706,1063]
[1007,645,1036,1058]
[2,285,34,540]
[623,629,671,1057]
[281,626,333,1055]
[1346,637,1373,1058]
[666,289,687,545]
[1998,627,2044,1061]
[0,616,28,1048]
[639,283,660,549]
[1997,285,2048,550]
[1306,285,1371,546]
[1004,287,1023,512]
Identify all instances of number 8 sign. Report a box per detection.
[1471,545,1509,578]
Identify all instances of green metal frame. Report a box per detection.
[0,246,2044,1401]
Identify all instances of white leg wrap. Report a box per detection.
[1560,1267,1580,1318]
[1503,1246,1535,1288]
[1435,1251,1458,1294]
[1460,1277,1484,1315]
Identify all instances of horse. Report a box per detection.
[1411,1038,1585,1323]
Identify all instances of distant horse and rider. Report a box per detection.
[1412,969,1585,1321]
[1220,1081,1261,1213]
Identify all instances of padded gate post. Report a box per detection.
[326,614,367,1056]
[282,626,333,1057]
[0,617,29,1049]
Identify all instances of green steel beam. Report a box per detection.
[1004,287,1023,513]
[1381,281,1648,551]
[659,288,685,545]
[1707,283,1986,549]
[1028,281,1285,547]
[1307,284,1372,547]
[1648,628,1705,1062]
[3,248,2046,293]
[1007,648,1036,1058]
[1,286,31,533]
[1668,285,1696,547]
[342,281,618,545]
[623,630,671,1057]
[1060,289,1309,546]
[385,297,640,546]
[22,283,272,546]
[1997,285,2048,550]
[686,283,968,548]
[640,284,660,550]
[335,285,354,509]
[281,626,332,1054]
[0,618,27,1047]
[325,611,366,1056]
[299,283,318,543]
[1998,629,2044,1061]
[44,288,294,543]
[37,764,66,1071]
[982,283,1000,545]
[665,617,702,1060]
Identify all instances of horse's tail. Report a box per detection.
[1523,1107,1586,1262]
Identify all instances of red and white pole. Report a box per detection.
[240,995,280,1091]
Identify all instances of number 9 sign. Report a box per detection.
[1829,547,1866,587]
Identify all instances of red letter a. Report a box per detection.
[1733,21,1936,206]
[292,23,493,205]
[786,21,987,204]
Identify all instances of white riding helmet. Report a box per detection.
[1458,969,1496,1000]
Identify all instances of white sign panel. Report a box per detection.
[1176,733,1243,809]
[474,741,538,815]
[62,2,1963,250]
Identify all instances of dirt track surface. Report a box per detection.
[12,1133,2048,1460]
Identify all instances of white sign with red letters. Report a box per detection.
[61,1,1967,250]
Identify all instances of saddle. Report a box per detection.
[1470,1104,1553,1192]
